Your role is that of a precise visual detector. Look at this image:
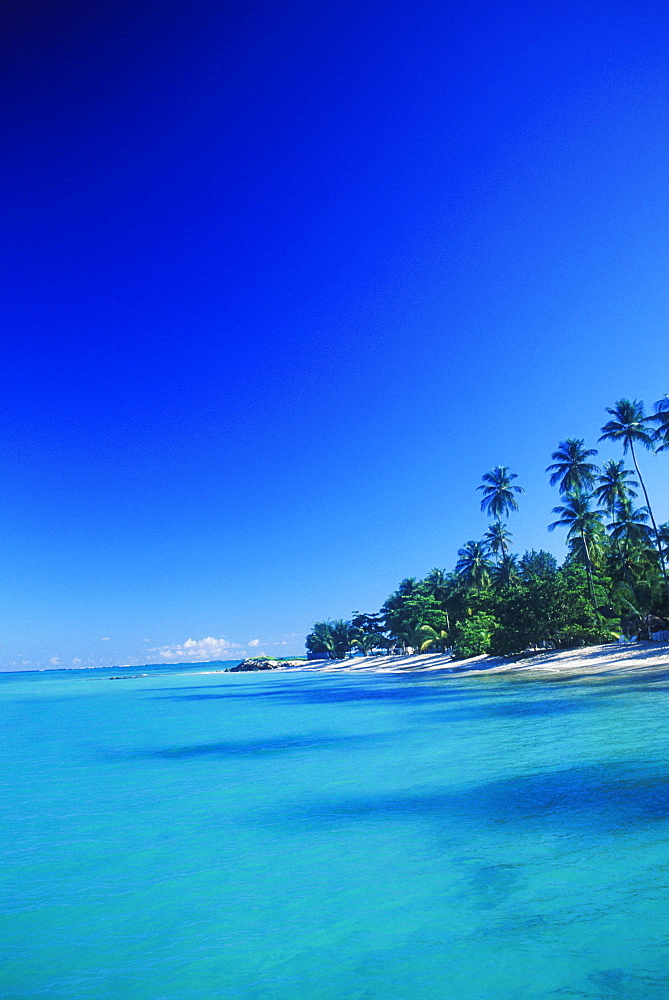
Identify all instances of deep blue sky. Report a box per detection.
[1,0,668,668]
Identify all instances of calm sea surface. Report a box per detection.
[3,660,669,999]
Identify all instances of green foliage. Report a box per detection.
[455,541,493,590]
[554,625,620,649]
[305,619,355,659]
[519,550,557,581]
[546,438,599,494]
[305,395,669,660]
[417,625,450,653]
[488,626,529,656]
[383,592,450,643]
[484,564,611,655]
[452,613,498,659]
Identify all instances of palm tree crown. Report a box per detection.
[548,492,603,538]
[484,522,513,562]
[599,398,669,600]
[455,541,492,590]
[593,460,638,515]
[649,396,669,452]
[599,399,653,452]
[548,490,602,601]
[546,439,599,494]
[478,466,524,519]
[608,497,650,548]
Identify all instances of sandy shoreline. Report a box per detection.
[264,641,669,682]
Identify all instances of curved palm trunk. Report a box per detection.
[629,441,669,601]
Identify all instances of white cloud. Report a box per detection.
[248,638,260,647]
[72,657,82,665]
[149,636,242,663]
[100,636,111,641]
[49,656,60,666]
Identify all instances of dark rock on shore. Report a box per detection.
[227,658,278,672]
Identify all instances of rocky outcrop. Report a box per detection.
[227,658,278,672]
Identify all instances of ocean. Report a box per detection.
[3,660,669,999]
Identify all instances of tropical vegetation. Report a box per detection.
[305,395,669,661]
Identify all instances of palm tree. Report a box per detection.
[605,496,650,603]
[422,568,454,630]
[608,497,651,550]
[422,568,449,601]
[593,460,639,597]
[455,541,493,590]
[305,619,355,660]
[492,554,520,590]
[599,398,669,600]
[593,460,638,514]
[548,491,602,602]
[484,522,513,565]
[565,519,607,573]
[478,466,524,560]
[417,624,450,653]
[649,395,669,451]
[546,439,599,494]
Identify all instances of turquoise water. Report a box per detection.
[3,661,669,999]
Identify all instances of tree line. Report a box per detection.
[306,397,669,660]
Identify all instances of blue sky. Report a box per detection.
[1,0,668,669]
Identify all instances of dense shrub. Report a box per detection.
[554,625,620,649]
[488,626,531,656]
[452,613,498,659]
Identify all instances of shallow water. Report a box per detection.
[3,663,669,998]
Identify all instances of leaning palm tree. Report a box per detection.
[548,491,602,603]
[546,439,600,494]
[599,398,669,600]
[484,522,513,565]
[478,466,524,560]
[455,541,493,591]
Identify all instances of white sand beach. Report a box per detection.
[275,641,669,682]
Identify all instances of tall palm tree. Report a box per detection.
[548,491,602,602]
[546,439,599,494]
[599,398,669,600]
[455,541,493,591]
[483,522,513,565]
[478,466,524,560]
